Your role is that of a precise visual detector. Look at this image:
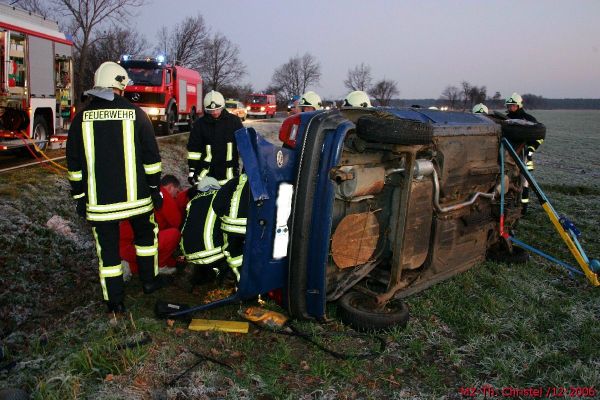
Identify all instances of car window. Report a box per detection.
[225,103,236,109]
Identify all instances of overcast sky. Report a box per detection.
[134,0,600,100]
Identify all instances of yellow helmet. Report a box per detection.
[204,90,225,111]
[342,90,372,108]
[94,62,131,91]
[299,91,322,109]
[505,92,523,108]
[472,103,489,114]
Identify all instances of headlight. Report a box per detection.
[246,106,250,111]
[260,106,266,111]
[147,107,160,115]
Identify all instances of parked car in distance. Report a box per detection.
[225,99,247,121]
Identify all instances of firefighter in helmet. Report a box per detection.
[187,90,244,188]
[66,61,167,314]
[472,103,489,114]
[505,92,543,215]
[342,90,372,108]
[298,91,323,111]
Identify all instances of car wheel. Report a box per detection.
[500,121,546,143]
[162,107,176,136]
[356,115,433,145]
[337,290,409,331]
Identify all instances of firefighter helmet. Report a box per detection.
[342,91,372,108]
[505,92,523,108]
[472,103,489,114]
[299,91,322,109]
[94,62,131,91]
[204,90,225,111]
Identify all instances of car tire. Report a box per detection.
[21,116,48,157]
[162,107,176,136]
[356,115,434,145]
[337,290,409,331]
[500,121,546,143]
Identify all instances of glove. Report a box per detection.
[151,190,164,210]
[76,198,86,218]
[188,171,197,186]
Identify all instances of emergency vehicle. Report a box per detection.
[246,93,277,119]
[0,4,74,154]
[119,55,202,135]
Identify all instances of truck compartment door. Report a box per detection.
[178,78,187,112]
[28,36,54,98]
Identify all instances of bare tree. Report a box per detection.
[84,27,147,87]
[343,63,372,92]
[154,15,208,67]
[199,32,246,91]
[371,79,399,106]
[460,80,472,109]
[219,83,254,103]
[440,85,460,110]
[9,0,54,18]
[271,53,321,101]
[50,0,145,103]
[468,85,486,106]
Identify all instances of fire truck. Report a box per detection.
[0,4,74,154]
[119,56,202,135]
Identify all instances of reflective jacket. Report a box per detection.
[187,110,243,185]
[66,94,161,222]
[213,174,249,235]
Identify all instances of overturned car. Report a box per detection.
[186,107,538,330]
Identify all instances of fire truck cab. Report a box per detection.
[120,56,202,135]
[0,4,74,154]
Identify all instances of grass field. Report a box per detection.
[0,111,598,399]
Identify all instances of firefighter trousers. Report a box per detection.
[92,211,158,303]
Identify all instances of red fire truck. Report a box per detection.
[119,56,202,135]
[0,4,74,154]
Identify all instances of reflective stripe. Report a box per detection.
[123,120,136,202]
[218,177,231,185]
[204,207,218,249]
[100,265,123,278]
[150,213,159,276]
[186,246,223,259]
[199,168,209,178]
[204,145,212,162]
[521,198,530,204]
[73,193,85,200]
[135,244,158,256]
[68,170,82,181]
[87,197,152,213]
[187,252,225,265]
[226,142,232,161]
[222,216,247,225]
[188,151,202,160]
[226,167,233,181]
[527,160,534,171]
[82,121,97,205]
[222,224,246,234]
[144,162,162,175]
[227,255,243,268]
[87,203,154,222]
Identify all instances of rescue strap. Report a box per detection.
[499,138,599,286]
[16,132,68,173]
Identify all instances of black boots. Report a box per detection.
[142,275,172,294]
[107,301,126,314]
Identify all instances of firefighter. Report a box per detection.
[212,174,250,283]
[342,90,372,108]
[179,177,224,282]
[66,61,168,314]
[298,91,323,111]
[505,92,543,215]
[472,103,489,114]
[187,90,243,188]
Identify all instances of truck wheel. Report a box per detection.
[21,116,49,157]
[500,121,546,143]
[337,291,409,331]
[162,107,176,136]
[356,115,433,145]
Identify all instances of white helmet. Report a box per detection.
[94,62,131,91]
[204,90,225,111]
[505,92,523,108]
[472,103,489,114]
[299,91,322,109]
[342,90,372,108]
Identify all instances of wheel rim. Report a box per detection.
[33,122,47,142]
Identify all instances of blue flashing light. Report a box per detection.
[156,54,166,63]
[121,54,130,61]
